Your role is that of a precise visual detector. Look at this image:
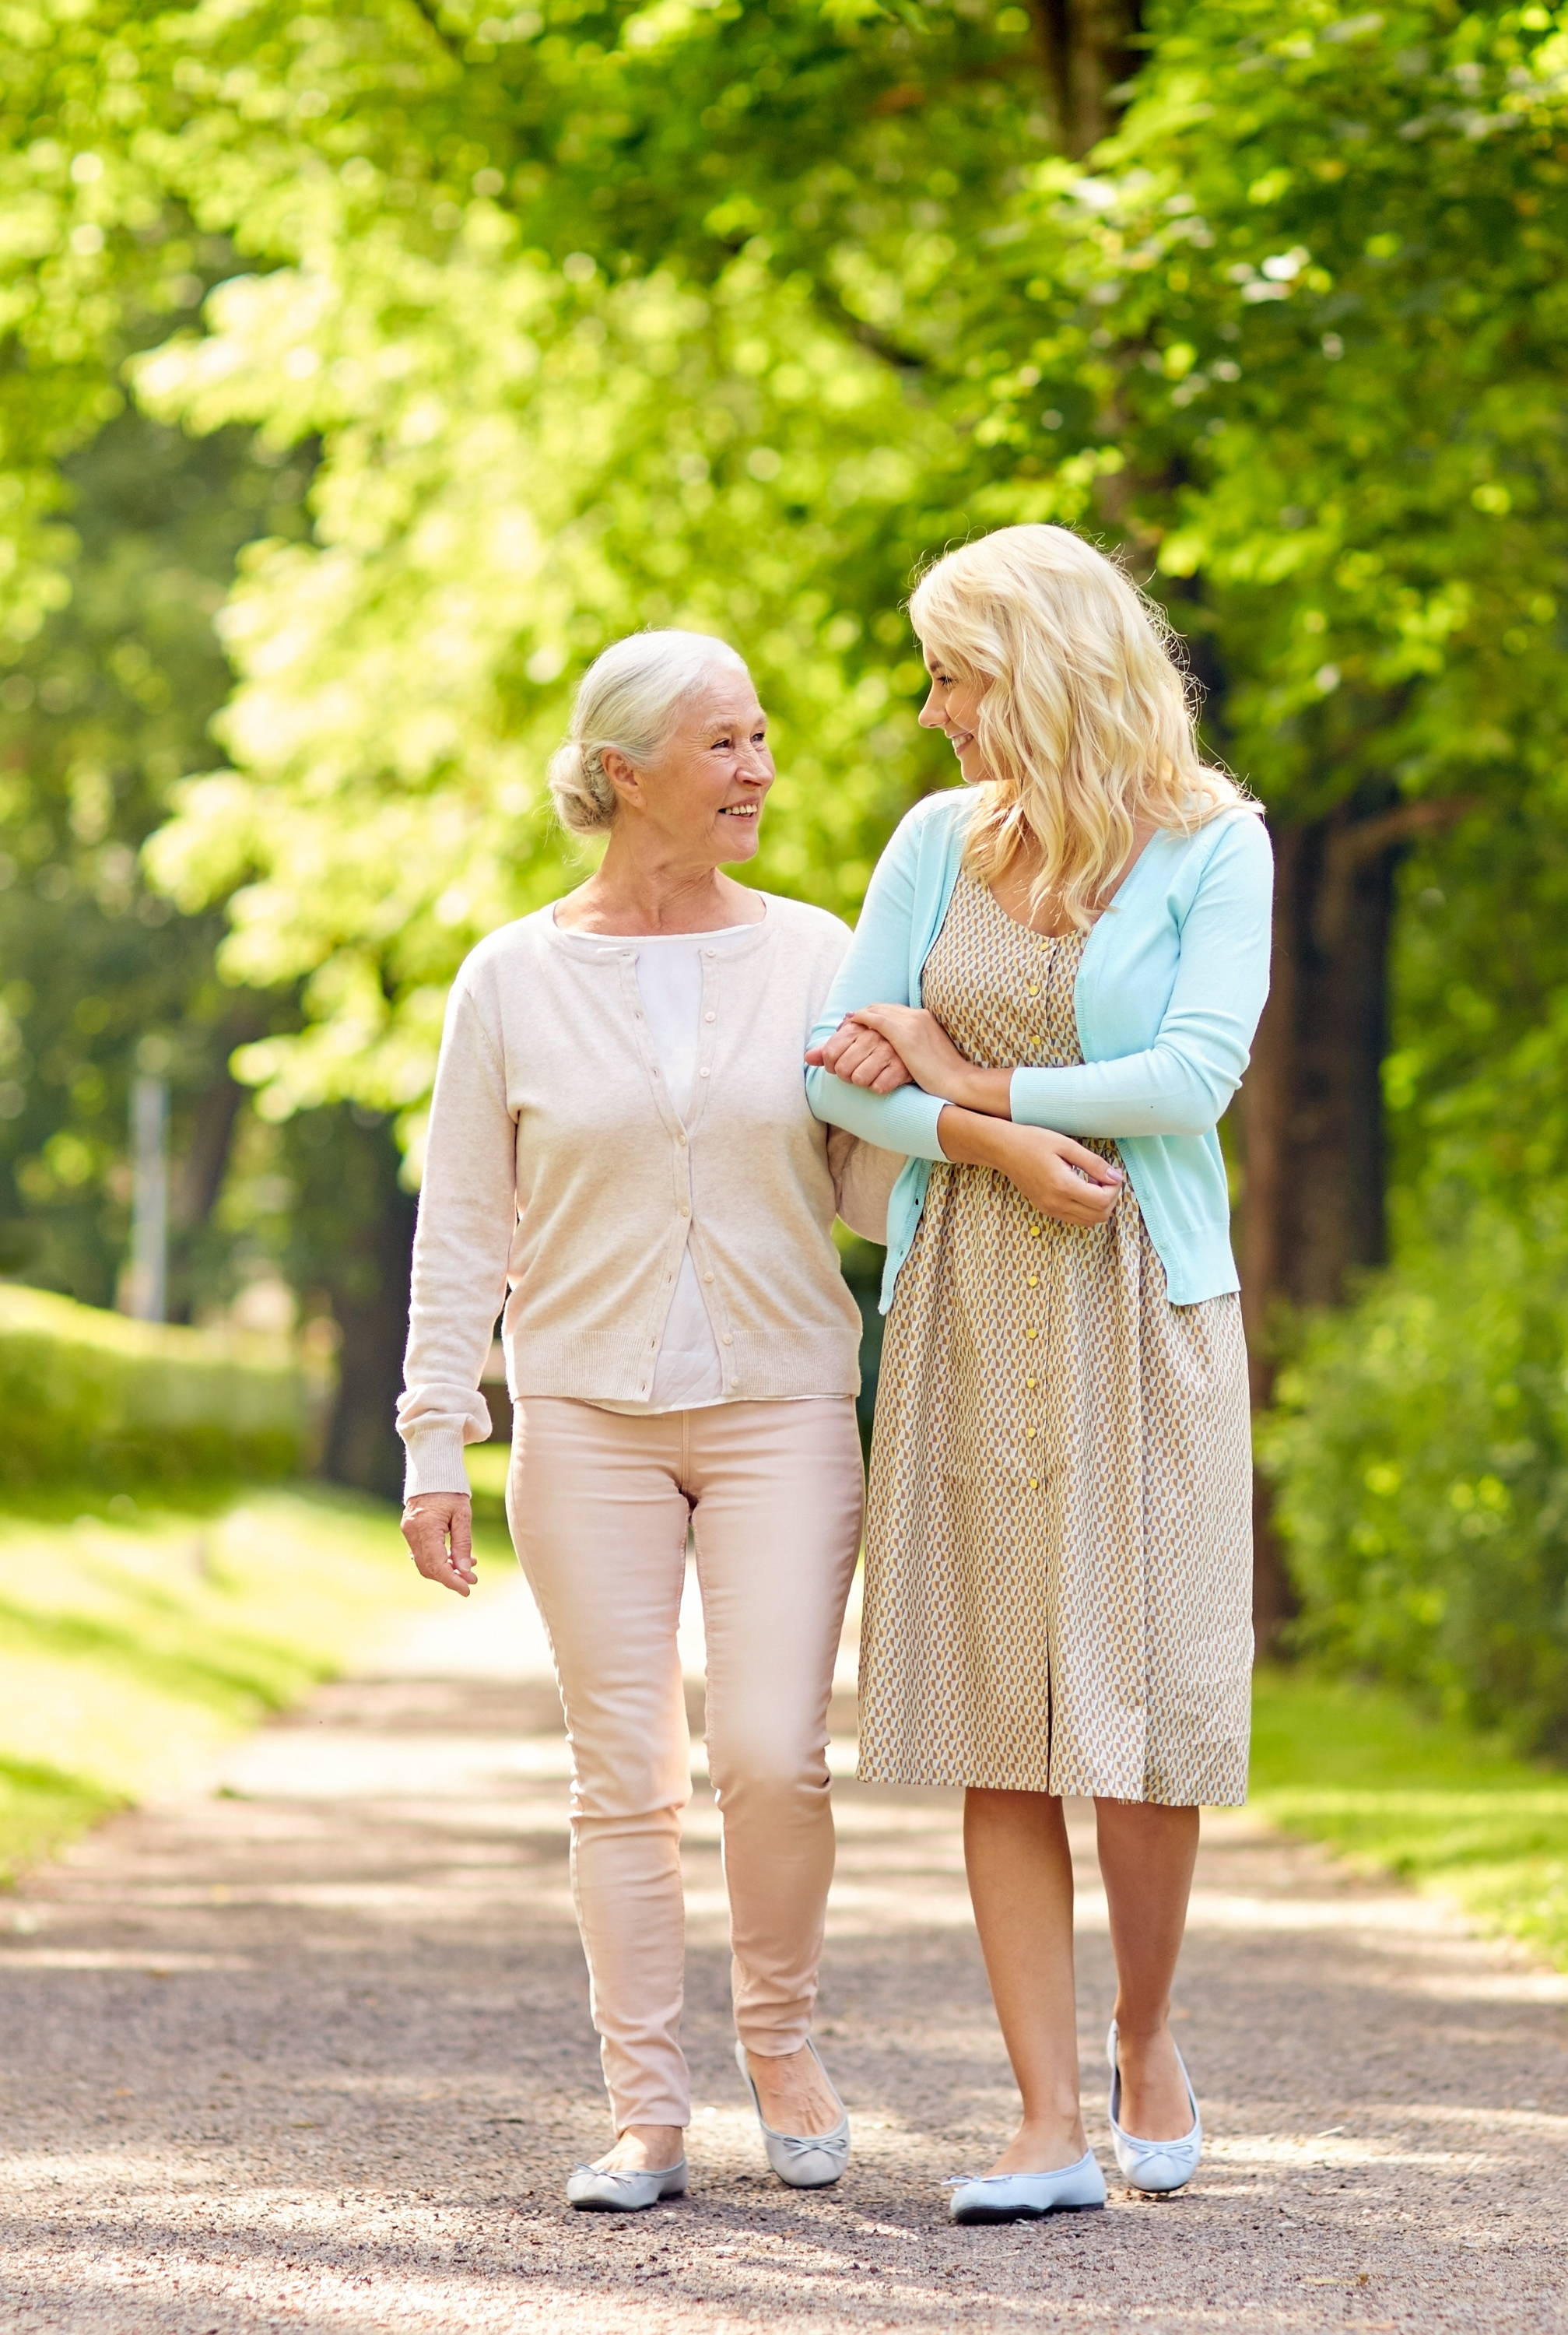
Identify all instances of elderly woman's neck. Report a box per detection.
[556,836,763,937]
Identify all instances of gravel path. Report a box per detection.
[2,1564,1566,2335]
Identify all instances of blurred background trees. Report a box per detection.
[6,0,1568,1718]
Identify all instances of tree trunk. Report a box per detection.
[1240,802,1400,1645]
[301,1114,419,1503]
[1029,0,1145,156]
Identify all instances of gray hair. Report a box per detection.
[547,629,749,835]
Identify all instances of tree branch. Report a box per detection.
[1330,795,1482,871]
[405,0,467,67]
[811,284,927,375]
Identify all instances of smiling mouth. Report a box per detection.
[949,731,975,752]
[720,803,760,820]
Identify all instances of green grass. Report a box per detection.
[1251,1665,1568,1970]
[0,1480,444,1884]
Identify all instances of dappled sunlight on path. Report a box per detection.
[2,1559,1566,2333]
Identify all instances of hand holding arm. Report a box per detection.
[937,1107,1124,1224]
[805,1020,913,1095]
[823,1002,1012,1115]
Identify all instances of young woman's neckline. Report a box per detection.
[981,828,1165,942]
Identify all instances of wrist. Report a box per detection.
[950,1062,1012,1116]
[938,1104,1012,1167]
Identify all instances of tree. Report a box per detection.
[13,0,1568,1583]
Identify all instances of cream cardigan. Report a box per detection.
[398,895,896,1496]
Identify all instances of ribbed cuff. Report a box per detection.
[401,1424,477,1499]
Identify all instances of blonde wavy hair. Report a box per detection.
[909,525,1252,931]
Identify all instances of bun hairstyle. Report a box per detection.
[910,525,1254,932]
[548,629,749,835]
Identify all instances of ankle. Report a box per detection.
[1112,2009,1173,2052]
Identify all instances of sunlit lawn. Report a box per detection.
[1251,1666,1568,1971]
[0,1482,452,1884]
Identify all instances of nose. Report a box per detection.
[917,682,943,729]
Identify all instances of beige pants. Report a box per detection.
[507,1396,864,2131]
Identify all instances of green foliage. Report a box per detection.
[0,1283,316,1491]
[1251,1665,1568,1971]
[0,1480,442,1879]
[0,407,312,1308]
[0,1756,124,1887]
[1261,1208,1568,1757]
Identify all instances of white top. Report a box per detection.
[594,923,756,1413]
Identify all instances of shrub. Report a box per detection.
[1261,1207,1568,1759]
[0,1284,320,1493]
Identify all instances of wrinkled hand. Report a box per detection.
[996,1125,1124,1227]
[805,1018,913,1094]
[401,1491,477,1596]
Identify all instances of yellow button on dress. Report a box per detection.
[858,873,1253,1807]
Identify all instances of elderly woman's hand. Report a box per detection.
[805,1020,914,1094]
[401,1492,478,1596]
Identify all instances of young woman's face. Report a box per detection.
[619,668,775,863]
[917,644,989,785]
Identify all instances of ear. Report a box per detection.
[600,746,644,807]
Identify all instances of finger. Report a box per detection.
[831,1034,883,1082]
[411,1537,472,1595]
[1058,1137,1124,1184]
[872,1062,912,1093]
[847,1004,896,1035]
[448,1501,473,1563]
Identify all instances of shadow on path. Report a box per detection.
[2,1568,1565,2333]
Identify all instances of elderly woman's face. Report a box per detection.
[636,667,775,862]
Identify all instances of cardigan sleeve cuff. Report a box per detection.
[806,1067,949,1160]
[401,1424,479,1500]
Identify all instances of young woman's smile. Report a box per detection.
[917,652,988,784]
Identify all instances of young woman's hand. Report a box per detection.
[805,1020,913,1094]
[938,1108,1124,1227]
[401,1491,477,1596]
[812,1003,1014,1115]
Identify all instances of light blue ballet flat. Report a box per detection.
[735,2038,851,2188]
[566,2157,687,2210]
[1107,2019,1202,2193]
[946,2147,1107,2224]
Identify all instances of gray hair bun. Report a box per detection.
[549,629,749,837]
[546,739,619,836]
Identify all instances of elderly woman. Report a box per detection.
[398,630,889,2210]
[806,526,1272,2223]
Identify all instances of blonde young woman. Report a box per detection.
[805,526,1272,2224]
[398,630,894,2211]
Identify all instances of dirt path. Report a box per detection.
[2,1561,1566,2335]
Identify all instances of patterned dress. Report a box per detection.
[859,873,1254,1807]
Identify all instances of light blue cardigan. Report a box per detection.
[805,787,1274,1311]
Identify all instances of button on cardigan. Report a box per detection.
[804,788,1274,1311]
[398,896,892,1497]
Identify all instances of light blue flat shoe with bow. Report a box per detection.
[1107,2019,1202,2193]
[946,2147,1107,2224]
[735,2038,851,2189]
